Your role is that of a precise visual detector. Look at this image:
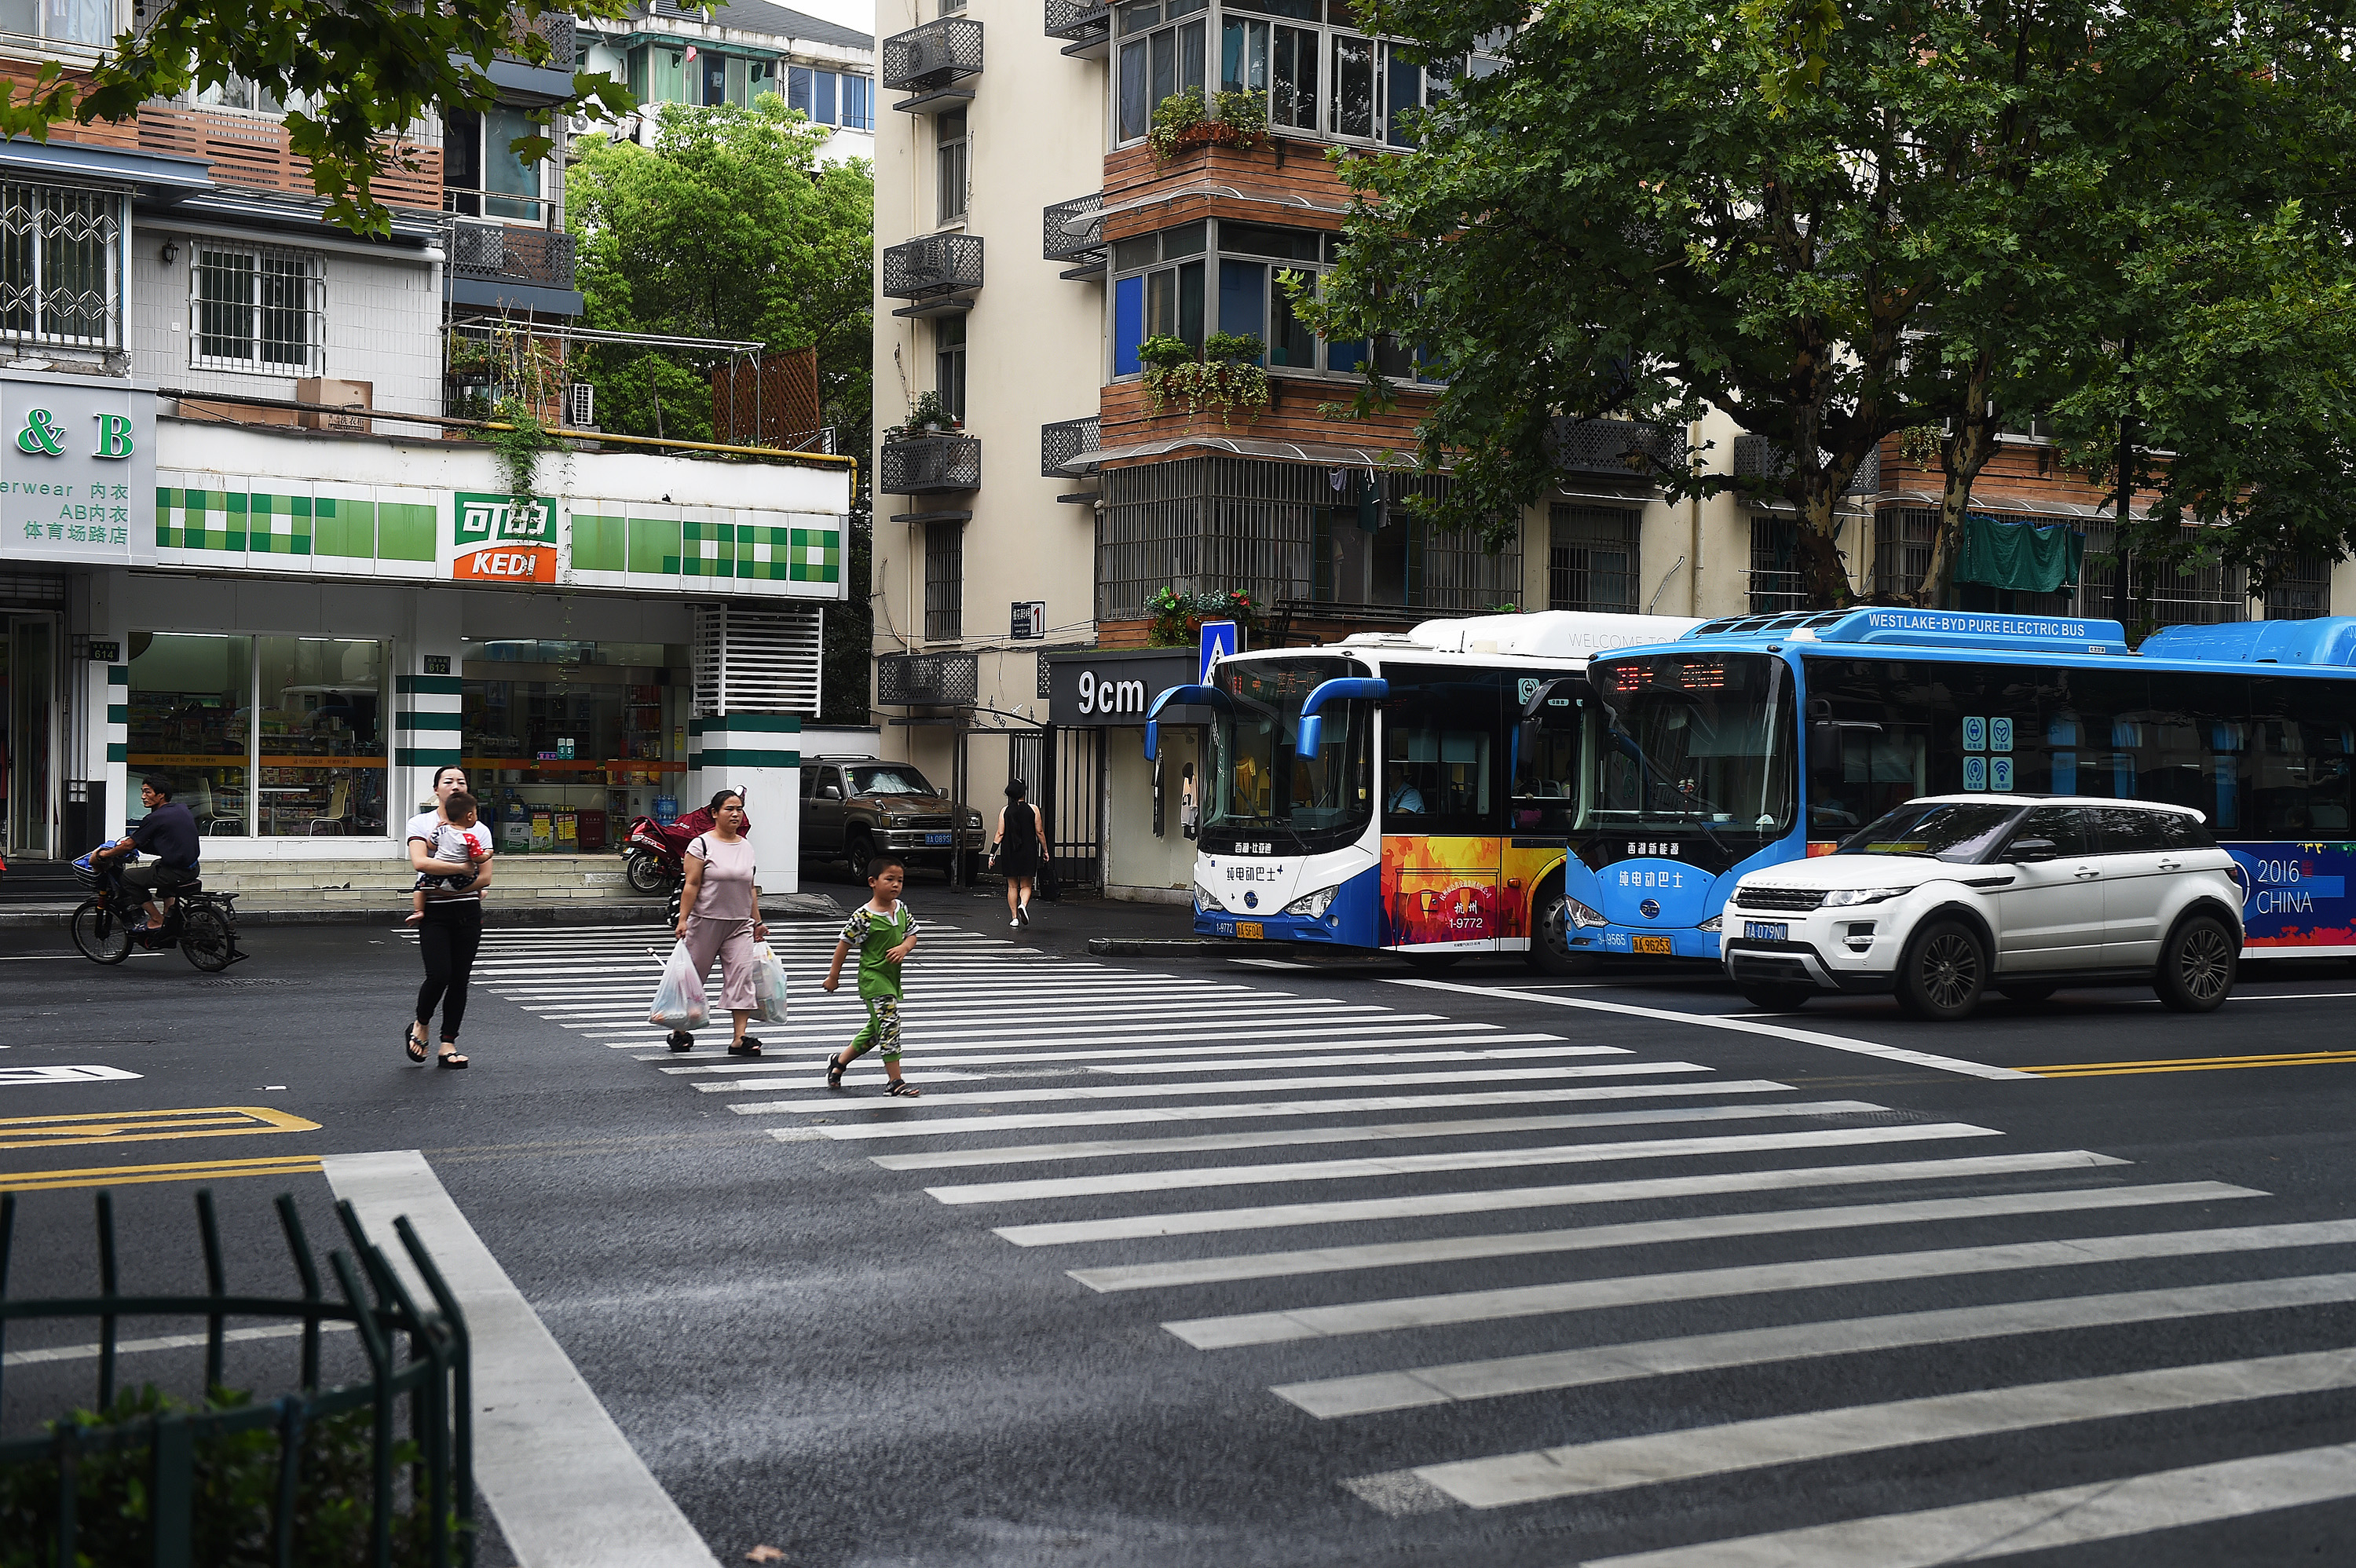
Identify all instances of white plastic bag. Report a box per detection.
[750,941,790,1025]
[649,940,708,1029]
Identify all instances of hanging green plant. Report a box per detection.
[905,388,960,434]
[1147,88,1208,160]
[1210,90,1271,148]
[488,395,554,503]
[1142,333,1271,427]
[1146,586,1263,647]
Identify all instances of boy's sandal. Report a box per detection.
[404,1024,429,1064]
[728,1036,763,1058]
[668,1030,694,1053]
[825,1054,846,1089]
[886,1079,920,1098]
[437,1051,469,1069]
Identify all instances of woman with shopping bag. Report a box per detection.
[667,788,769,1055]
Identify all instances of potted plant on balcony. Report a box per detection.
[1141,331,1271,429]
[1147,88,1271,161]
[887,389,962,443]
[1147,587,1261,648]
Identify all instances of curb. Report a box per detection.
[0,893,843,931]
[1087,936,1348,956]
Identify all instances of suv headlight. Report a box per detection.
[1285,885,1339,917]
[1824,886,1912,907]
[1564,895,1606,928]
[1697,914,1722,933]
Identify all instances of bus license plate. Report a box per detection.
[1743,921,1787,942]
[1235,922,1264,940]
[1633,935,1674,955]
[924,832,951,846]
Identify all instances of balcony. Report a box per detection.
[499,7,577,68]
[1043,193,1104,278]
[879,650,979,707]
[1733,433,1880,495]
[1041,415,1100,476]
[881,233,984,318]
[482,5,578,101]
[1044,0,1110,56]
[137,104,441,210]
[881,433,983,495]
[1549,417,1688,483]
[882,16,984,113]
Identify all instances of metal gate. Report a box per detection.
[1040,724,1103,897]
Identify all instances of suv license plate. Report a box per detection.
[1743,921,1788,942]
[924,832,952,846]
[1633,935,1674,955]
[1235,921,1264,940]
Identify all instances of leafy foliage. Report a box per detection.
[1147,587,1260,646]
[1143,334,1272,426]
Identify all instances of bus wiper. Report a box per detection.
[1610,727,1728,855]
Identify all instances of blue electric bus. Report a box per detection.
[1572,607,2356,967]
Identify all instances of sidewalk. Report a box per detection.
[0,890,848,930]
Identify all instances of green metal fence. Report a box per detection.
[0,1188,475,1567]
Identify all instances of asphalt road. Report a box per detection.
[5,886,2356,1567]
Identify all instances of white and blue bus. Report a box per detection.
[1572,607,2356,967]
[1154,610,1700,963]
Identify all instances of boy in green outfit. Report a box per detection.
[822,854,922,1095]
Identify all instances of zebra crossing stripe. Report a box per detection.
[1581,1437,2356,1568]
[662,1033,1568,1073]
[1070,1181,2265,1293]
[1387,1342,2356,1511]
[990,1150,2129,1246]
[1271,1270,2356,1419]
[692,1045,1630,1090]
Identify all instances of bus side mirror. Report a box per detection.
[1808,721,1839,776]
[2009,837,2058,863]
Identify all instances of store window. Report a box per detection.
[255,638,386,836]
[126,633,253,838]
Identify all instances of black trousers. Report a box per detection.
[415,900,483,1043]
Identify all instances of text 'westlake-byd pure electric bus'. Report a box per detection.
[1152,610,1701,963]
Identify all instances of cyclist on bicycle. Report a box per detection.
[92,777,199,941]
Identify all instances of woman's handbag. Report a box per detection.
[749,941,790,1024]
[649,940,708,1029]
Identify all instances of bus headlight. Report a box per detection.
[1194,881,1222,914]
[1564,896,1606,928]
[1285,885,1338,918]
[1697,914,1722,933]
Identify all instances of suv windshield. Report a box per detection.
[1204,656,1374,853]
[1587,651,1795,835]
[849,765,934,796]
[1838,801,2022,862]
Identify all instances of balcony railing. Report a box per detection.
[1044,0,1110,49]
[1043,193,1104,274]
[882,233,984,305]
[881,433,983,494]
[1746,569,1808,614]
[137,104,442,210]
[1041,415,1100,477]
[448,216,576,291]
[1733,433,1880,495]
[1549,417,1688,482]
[498,7,577,68]
[879,649,980,706]
[882,16,984,101]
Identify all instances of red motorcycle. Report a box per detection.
[623,806,752,897]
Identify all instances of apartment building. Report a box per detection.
[865,0,2341,901]
[580,0,878,166]
[0,11,851,875]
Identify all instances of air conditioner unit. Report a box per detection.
[567,113,596,136]
[565,382,595,429]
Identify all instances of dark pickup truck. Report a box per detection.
[799,757,986,875]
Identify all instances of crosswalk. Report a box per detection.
[444,917,2356,1563]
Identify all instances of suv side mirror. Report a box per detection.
[2009,837,2058,863]
[818,784,842,801]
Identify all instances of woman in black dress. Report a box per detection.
[993,780,1048,927]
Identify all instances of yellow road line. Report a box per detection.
[2024,1051,2356,1079]
[0,1106,320,1151]
[0,1153,324,1193]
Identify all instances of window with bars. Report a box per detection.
[2079,520,2248,628]
[191,244,322,374]
[1872,507,1938,599]
[924,521,964,641]
[0,181,122,349]
[1748,514,1805,612]
[2265,555,2331,620]
[1547,504,1640,613]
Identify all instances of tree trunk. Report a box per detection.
[1912,357,1996,608]
[1797,473,1853,609]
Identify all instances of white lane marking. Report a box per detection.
[659,1032,1560,1073]
[1173,1217,2356,1350]
[1388,978,2037,1080]
[803,1080,1798,1142]
[613,1018,1490,1050]
[1231,957,1315,969]
[693,1045,1626,1090]
[5,1320,357,1366]
[0,1064,143,1085]
[991,1150,2127,1247]
[1583,1438,2356,1568]
[730,1061,1714,1114]
[1401,1344,2356,1511]
[1272,1270,2356,1420]
[933,1123,2000,1207]
[522,997,1379,1022]
[869,1089,1816,1169]
[321,1151,722,1568]
[1071,1182,2265,1293]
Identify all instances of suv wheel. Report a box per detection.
[1738,983,1814,1012]
[1526,881,1594,976]
[846,828,876,878]
[1896,919,1986,1021]
[2155,915,2237,1012]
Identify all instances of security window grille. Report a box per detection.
[1873,507,1938,599]
[1748,515,1805,612]
[2266,555,2330,620]
[0,181,122,349]
[2080,519,2247,628]
[1547,504,1640,613]
[191,245,322,374]
[925,521,964,640]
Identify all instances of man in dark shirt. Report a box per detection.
[95,777,200,934]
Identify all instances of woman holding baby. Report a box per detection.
[404,765,495,1068]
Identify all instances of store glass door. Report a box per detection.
[4,614,58,858]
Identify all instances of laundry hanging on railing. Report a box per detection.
[1953,512,2086,593]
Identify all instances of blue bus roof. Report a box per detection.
[1655,608,2356,669]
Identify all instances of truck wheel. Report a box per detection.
[2155,915,2237,1012]
[1895,919,1985,1021]
[846,828,876,878]
[1525,881,1595,976]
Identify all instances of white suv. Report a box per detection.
[1721,795,2244,1021]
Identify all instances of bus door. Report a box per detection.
[1503,676,1583,945]
[1378,669,1505,948]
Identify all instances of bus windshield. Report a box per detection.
[1588,650,1796,835]
[1204,656,1374,852]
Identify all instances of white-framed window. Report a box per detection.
[0,0,112,48]
[0,180,123,349]
[190,243,323,375]
[786,64,874,129]
[936,107,968,225]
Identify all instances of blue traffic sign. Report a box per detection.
[1199,619,1238,684]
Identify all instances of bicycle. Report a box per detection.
[69,850,247,972]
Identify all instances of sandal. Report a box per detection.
[728,1036,763,1058]
[404,1024,429,1064]
[825,1053,846,1090]
[436,1050,469,1069]
[885,1079,920,1098]
[668,1029,694,1053]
